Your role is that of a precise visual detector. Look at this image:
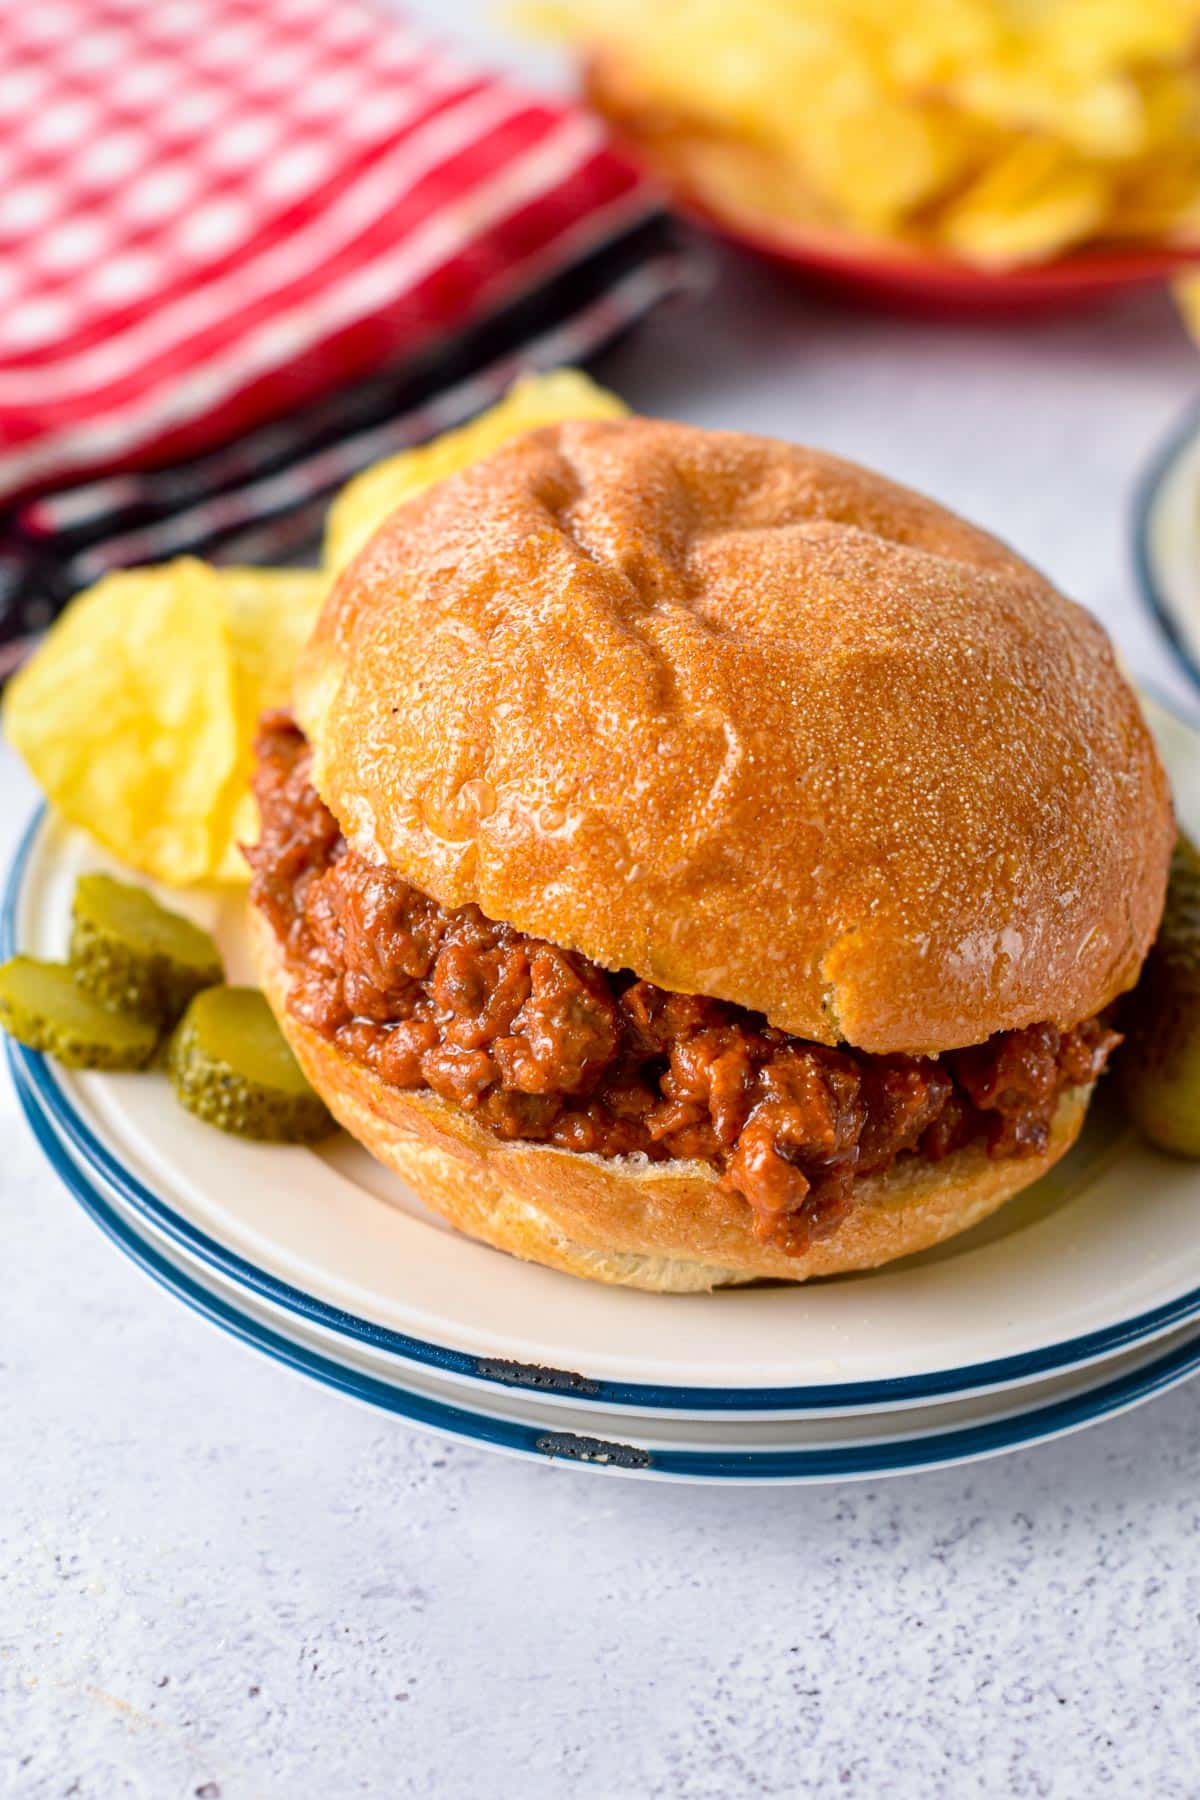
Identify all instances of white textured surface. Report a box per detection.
[6,5,1200,1793]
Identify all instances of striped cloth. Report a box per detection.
[0,0,698,676]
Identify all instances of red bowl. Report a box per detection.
[583,52,1200,317]
[676,188,1200,318]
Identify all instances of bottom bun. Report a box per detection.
[252,912,1091,1294]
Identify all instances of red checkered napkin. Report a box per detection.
[0,0,665,503]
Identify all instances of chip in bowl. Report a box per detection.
[555,0,1200,269]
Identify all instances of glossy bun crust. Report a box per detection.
[252,911,1090,1292]
[295,417,1172,1054]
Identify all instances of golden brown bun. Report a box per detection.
[295,416,1172,1054]
[253,910,1091,1293]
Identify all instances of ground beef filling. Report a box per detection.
[248,715,1120,1255]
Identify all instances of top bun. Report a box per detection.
[295,419,1173,1054]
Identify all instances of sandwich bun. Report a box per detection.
[257,417,1171,1289]
[294,418,1172,1054]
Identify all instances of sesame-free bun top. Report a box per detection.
[295,418,1173,1054]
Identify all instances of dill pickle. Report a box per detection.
[1120,835,1200,1157]
[167,986,334,1143]
[0,956,159,1069]
[70,873,222,1027]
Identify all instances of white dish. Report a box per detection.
[58,1105,1200,1455]
[6,687,1198,1414]
[20,1059,1200,1483]
[1135,404,1200,694]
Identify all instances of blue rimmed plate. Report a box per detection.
[15,1053,1200,1483]
[1134,402,1200,696]
[30,1055,1200,1458]
[5,687,1200,1420]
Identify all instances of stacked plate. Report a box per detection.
[1136,402,1200,697]
[7,690,1200,1486]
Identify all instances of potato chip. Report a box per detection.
[324,368,628,572]
[939,138,1110,265]
[1109,154,1200,239]
[4,560,326,887]
[789,87,978,233]
[5,562,239,885]
[204,567,328,880]
[1174,274,1200,341]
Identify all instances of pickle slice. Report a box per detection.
[1120,835,1200,1157]
[71,873,222,1027]
[167,986,334,1142]
[0,956,159,1069]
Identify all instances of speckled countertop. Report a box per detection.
[5,7,1200,1794]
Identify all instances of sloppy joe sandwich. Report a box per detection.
[247,418,1174,1292]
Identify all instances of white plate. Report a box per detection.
[7,686,1199,1414]
[53,1097,1200,1455]
[1135,403,1200,694]
[20,1061,1200,1483]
